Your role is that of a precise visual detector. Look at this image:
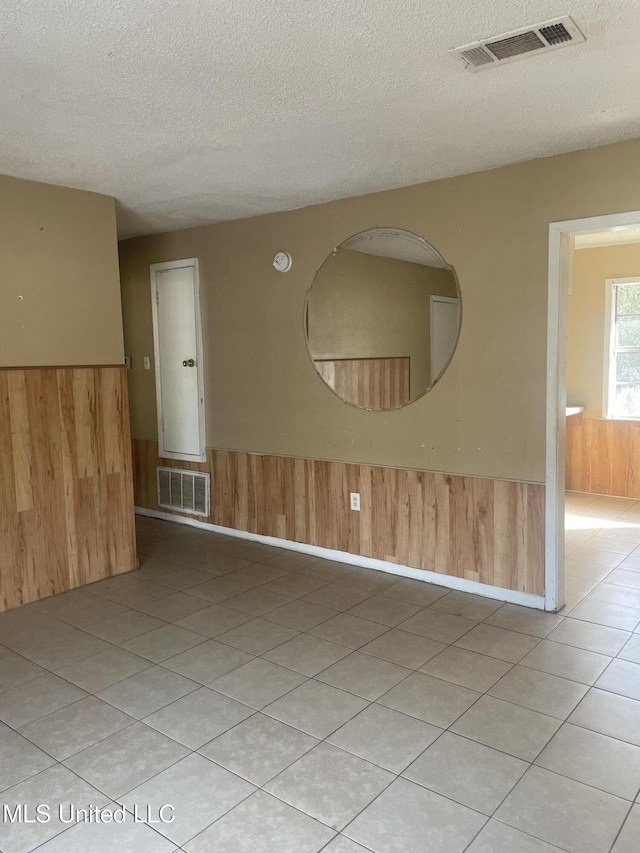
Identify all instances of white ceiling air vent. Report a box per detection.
[157,467,210,517]
[451,17,585,72]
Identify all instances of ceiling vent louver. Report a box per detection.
[157,466,210,517]
[451,17,585,71]
[539,22,573,45]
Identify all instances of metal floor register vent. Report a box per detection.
[157,466,210,517]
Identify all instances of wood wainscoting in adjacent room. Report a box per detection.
[0,366,137,611]
[132,438,545,595]
[566,412,640,498]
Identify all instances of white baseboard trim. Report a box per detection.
[135,506,547,610]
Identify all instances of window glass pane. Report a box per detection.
[616,353,640,382]
[616,316,640,347]
[613,383,640,417]
[617,283,640,315]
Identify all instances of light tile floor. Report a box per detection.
[1,498,640,851]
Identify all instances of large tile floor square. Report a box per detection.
[567,686,640,746]
[344,776,486,853]
[466,820,575,852]
[263,679,368,738]
[34,810,179,852]
[314,651,411,699]
[0,765,108,853]
[450,694,561,760]
[487,664,588,719]
[0,674,87,728]
[419,645,513,691]
[17,696,134,759]
[120,753,255,846]
[161,638,254,682]
[96,665,199,717]
[535,722,640,799]
[62,722,190,798]
[209,657,306,708]
[264,742,392,830]
[0,731,55,790]
[327,704,441,773]
[2,500,640,852]
[495,765,630,853]
[359,628,446,669]
[142,686,253,748]
[377,671,480,727]
[263,632,351,674]
[453,623,540,662]
[183,790,334,853]
[199,713,318,785]
[613,806,640,853]
[402,730,528,814]
[519,638,612,684]
[546,618,631,656]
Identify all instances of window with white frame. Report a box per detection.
[605,278,640,419]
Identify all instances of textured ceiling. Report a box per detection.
[575,227,640,248]
[343,229,449,268]
[2,0,640,239]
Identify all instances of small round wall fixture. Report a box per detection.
[273,251,292,272]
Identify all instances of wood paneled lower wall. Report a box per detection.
[133,439,545,595]
[566,413,640,498]
[0,367,137,611]
[314,357,410,409]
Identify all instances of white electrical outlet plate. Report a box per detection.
[350,492,361,511]
[124,356,131,369]
[144,356,151,370]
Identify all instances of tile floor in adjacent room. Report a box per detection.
[2,494,640,851]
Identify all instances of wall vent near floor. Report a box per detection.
[451,16,585,72]
[157,467,210,517]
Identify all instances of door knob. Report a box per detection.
[182,358,195,367]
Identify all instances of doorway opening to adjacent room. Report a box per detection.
[547,211,640,613]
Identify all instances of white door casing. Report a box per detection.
[547,210,640,611]
[150,258,206,462]
[430,296,459,384]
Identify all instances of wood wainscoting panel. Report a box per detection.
[314,357,410,409]
[133,439,545,595]
[0,367,136,611]
[566,413,640,498]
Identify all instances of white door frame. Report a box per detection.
[430,295,459,384]
[546,210,640,611]
[150,258,206,463]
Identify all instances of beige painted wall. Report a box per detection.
[568,243,640,418]
[307,249,457,400]
[119,138,640,484]
[0,174,124,367]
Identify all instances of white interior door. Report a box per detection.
[150,258,206,462]
[430,296,459,383]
